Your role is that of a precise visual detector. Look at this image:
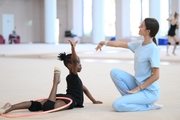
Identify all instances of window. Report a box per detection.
[83,0,92,36]
[160,0,169,37]
[141,0,149,20]
[130,0,170,37]
[130,0,149,37]
[83,0,169,38]
[104,0,116,36]
[83,0,115,37]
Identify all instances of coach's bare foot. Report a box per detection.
[0,102,11,114]
[54,67,61,84]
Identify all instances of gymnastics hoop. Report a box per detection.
[1,97,72,118]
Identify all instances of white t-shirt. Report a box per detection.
[128,40,160,90]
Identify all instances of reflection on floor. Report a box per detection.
[81,59,179,65]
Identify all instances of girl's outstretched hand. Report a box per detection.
[93,100,103,104]
[95,43,103,51]
[68,39,78,48]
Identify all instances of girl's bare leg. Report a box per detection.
[172,36,178,55]
[48,67,61,102]
[0,98,49,114]
[46,67,67,109]
[166,36,171,56]
[0,67,61,114]
[0,101,34,114]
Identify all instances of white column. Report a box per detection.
[149,0,161,39]
[44,0,57,44]
[115,0,130,40]
[92,0,105,44]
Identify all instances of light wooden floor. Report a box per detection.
[0,44,180,120]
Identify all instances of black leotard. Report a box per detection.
[168,24,177,36]
[66,72,84,107]
[56,72,84,109]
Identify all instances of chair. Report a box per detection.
[0,35,5,44]
[14,36,20,44]
[9,34,20,44]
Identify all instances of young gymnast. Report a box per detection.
[95,18,163,112]
[166,12,179,56]
[0,39,102,115]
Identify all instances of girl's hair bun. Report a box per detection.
[57,52,66,61]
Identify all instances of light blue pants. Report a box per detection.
[110,68,160,112]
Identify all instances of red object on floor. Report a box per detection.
[0,35,5,44]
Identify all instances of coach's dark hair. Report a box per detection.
[144,18,159,45]
[57,52,72,67]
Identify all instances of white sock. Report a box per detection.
[151,103,163,110]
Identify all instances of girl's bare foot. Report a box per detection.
[166,53,170,56]
[54,66,61,84]
[172,52,176,55]
[0,102,11,114]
